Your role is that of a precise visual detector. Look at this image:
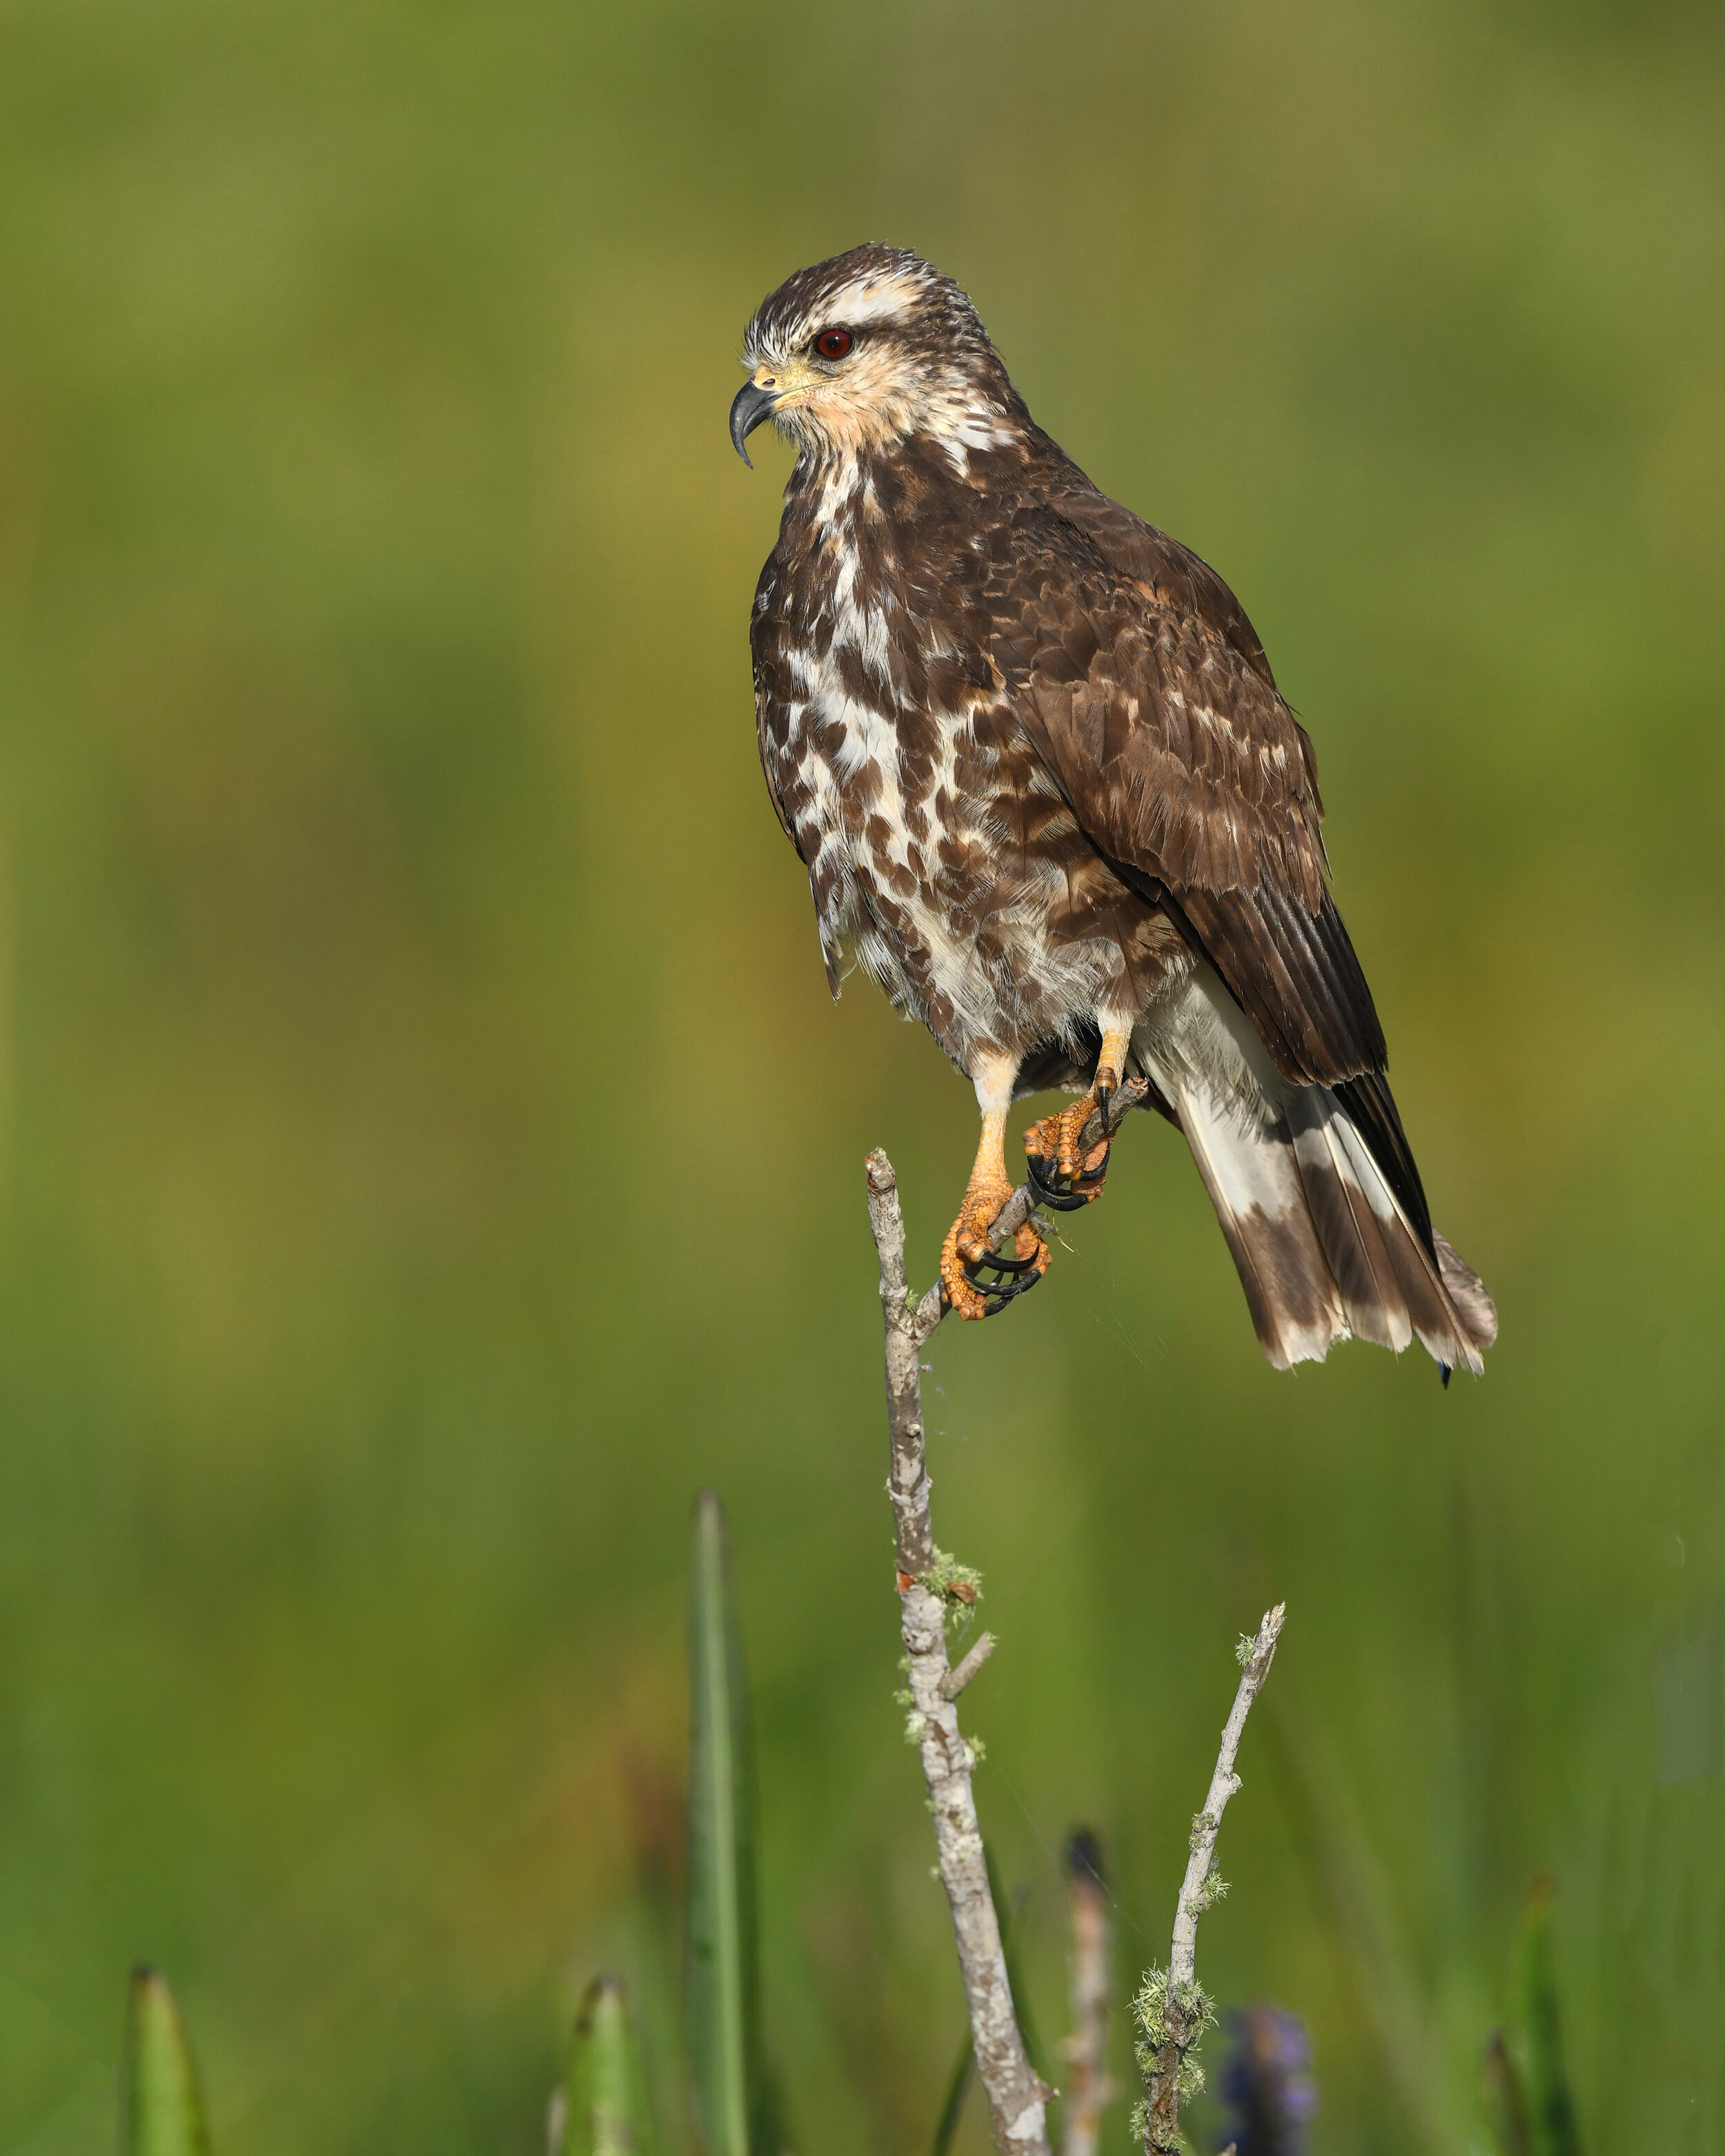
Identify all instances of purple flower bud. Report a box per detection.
[1216,2003,1317,2155]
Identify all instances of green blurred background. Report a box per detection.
[1,0,1721,2148]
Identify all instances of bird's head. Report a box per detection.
[731,245,1027,468]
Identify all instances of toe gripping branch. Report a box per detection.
[1022,1072,1128,1214]
[1023,1142,1111,1213]
[961,1234,1045,1318]
[943,1076,1150,1321]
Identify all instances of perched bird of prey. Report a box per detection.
[732,246,1495,1374]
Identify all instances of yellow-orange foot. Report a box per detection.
[1024,1073,1117,1214]
[939,1171,1049,1321]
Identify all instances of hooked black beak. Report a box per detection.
[729,379,777,468]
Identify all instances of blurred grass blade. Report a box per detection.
[687,1490,758,2156]
[121,1966,212,2156]
[1259,1699,1450,2155]
[929,2036,975,2156]
[550,1975,655,2156]
[1516,1877,1582,2156]
[1480,2028,1535,2156]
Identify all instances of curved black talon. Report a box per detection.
[971,1264,1044,1316]
[1025,1146,1111,1211]
[960,1237,1047,1317]
[963,1255,1040,1292]
[1025,1152,1087,1211]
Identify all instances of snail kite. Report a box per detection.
[732,246,1495,1374]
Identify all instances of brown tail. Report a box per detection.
[1163,1069,1495,1374]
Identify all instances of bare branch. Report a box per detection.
[1139,1603,1287,2156]
[864,1097,1148,2155]
[865,1149,936,1579]
[865,1150,1053,2156]
[940,1630,997,1701]
[1060,1830,1115,2156]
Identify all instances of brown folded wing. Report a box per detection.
[984,481,1431,1243]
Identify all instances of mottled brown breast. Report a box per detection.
[750,432,1181,1075]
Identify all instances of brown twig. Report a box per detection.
[1140,1603,1285,2156]
[1060,1830,1115,2156]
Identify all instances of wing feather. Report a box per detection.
[986,479,1387,1098]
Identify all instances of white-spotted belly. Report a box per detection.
[777,649,1130,1064]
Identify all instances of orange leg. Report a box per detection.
[1023,1022,1133,1211]
[940,1107,1049,1321]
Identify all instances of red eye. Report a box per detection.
[815,328,854,360]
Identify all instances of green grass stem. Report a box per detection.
[552,1975,656,2156]
[687,1490,762,2156]
[121,1968,212,2156]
